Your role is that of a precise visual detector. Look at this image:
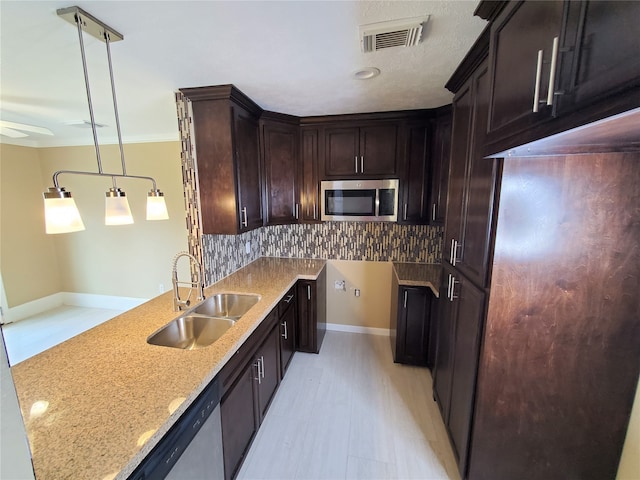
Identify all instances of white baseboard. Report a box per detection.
[326,322,390,336]
[1,292,148,324]
[1,293,65,324]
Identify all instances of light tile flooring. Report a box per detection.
[238,331,460,480]
[1,305,124,365]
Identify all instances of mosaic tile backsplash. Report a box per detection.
[202,222,442,285]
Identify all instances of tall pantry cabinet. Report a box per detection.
[433,2,640,479]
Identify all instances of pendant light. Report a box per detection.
[43,6,168,233]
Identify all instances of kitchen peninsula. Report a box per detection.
[11,257,326,480]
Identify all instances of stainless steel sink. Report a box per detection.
[192,293,261,320]
[147,315,235,350]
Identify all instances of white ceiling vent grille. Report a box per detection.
[359,16,430,53]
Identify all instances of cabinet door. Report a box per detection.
[429,108,452,226]
[556,0,640,115]
[262,121,299,225]
[324,127,359,177]
[280,302,297,375]
[447,272,485,476]
[296,280,317,353]
[487,1,564,137]
[256,323,280,421]
[399,122,430,224]
[221,360,258,480]
[456,64,499,289]
[444,82,473,266]
[234,107,263,232]
[300,128,320,222]
[433,268,457,423]
[359,124,399,176]
[396,286,431,365]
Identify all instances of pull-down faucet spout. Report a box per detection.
[171,252,205,311]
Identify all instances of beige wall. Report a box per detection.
[1,141,188,306]
[326,260,392,330]
[0,144,61,306]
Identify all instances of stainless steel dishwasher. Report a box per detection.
[129,379,224,479]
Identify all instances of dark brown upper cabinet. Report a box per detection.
[429,106,452,226]
[260,113,300,226]
[323,123,400,179]
[299,127,321,223]
[180,85,263,235]
[445,48,499,290]
[481,0,640,156]
[398,119,431,224]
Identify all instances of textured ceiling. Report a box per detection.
[0,1,487,147]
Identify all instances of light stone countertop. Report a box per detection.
[392,262,442,297]
[10,257,326,480]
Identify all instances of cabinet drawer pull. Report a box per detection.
[450,239,455,264]
[432,203,437,222]
[260,355,265,379]
[281,321,288,340]
[307,285,311,300]
[360,156,364,173]
[403,203,408,220]
[452,240,461,266]
[354,156,358,173]
[450,277,459,301]
[533,49,544,113]
[547,36,560,106]
[295,203,299,220]
[403,290,408,308]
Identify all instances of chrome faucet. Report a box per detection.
[171,251,205,311]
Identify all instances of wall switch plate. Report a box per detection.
[354,288,361,297]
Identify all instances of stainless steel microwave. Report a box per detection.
[320,179,399,222]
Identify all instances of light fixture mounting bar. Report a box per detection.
[57,6,124,43]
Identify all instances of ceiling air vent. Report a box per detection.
[359,16,430,53]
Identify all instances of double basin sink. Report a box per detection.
[147,293,260,350]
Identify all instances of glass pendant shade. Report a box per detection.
[43,187,85,234]
[105,187,133,225]
[146,189,169,221]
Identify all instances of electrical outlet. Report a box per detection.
[159,283,165,293]
[354,288,361,297]
[334,280,346,291]
[245,241,251,254]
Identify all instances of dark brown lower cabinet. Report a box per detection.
[433,264,485,477]
[220,311,281,480]
[221,360,258,480]
[392,286,432,365]
[296,267,326,354]
[279,291,297,375]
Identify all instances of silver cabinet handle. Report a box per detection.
[432,203,437,222]
[447,273,453,301]
[403,290,408,308]
[450,239,456,264]
[354,156,358,173]
[295,203,299,220]
[547,36,560,106]
[360,156,364,173]
[254,359,262,384]
[307,284,311,300]
[452,240,461,266]
[259,355,265,379]
[403,203,408,220]
[281,321,288,340]
[313,204,317,220]
[450,277,459,301]
[284,294,294,304]
[241,207,248,227]
[533,49,544,113]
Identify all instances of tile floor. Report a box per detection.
[1,305,124,365]
[237,331,460,480]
